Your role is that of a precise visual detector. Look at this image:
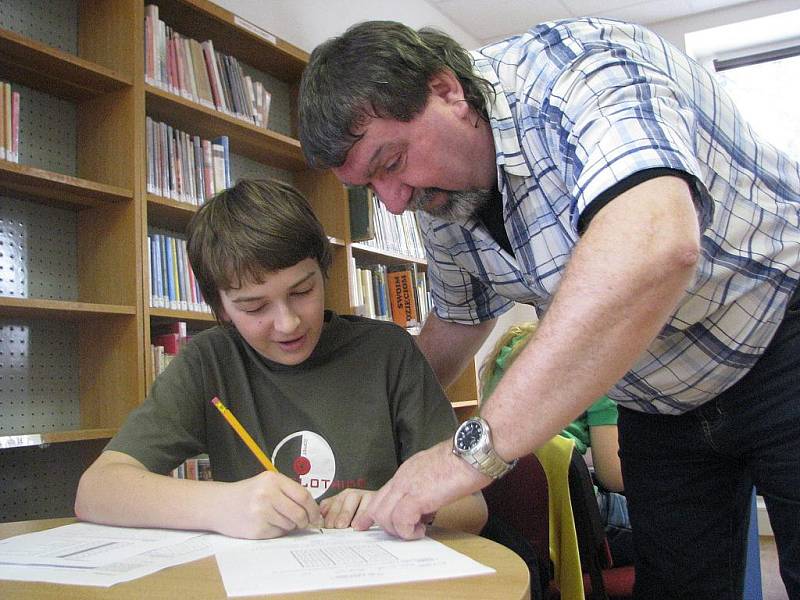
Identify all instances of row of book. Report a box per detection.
[149,320,191,385]
[357,190,426,259]
[145,4,271,129]
[148,230,212,313]
[146,116,230,205]
[171,455,213,480]
[351,261,432,329]
[0,82,20,163]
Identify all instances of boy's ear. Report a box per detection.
[428,69,465,105]
[217,305,230,322]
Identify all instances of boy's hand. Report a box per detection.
[217,471,322,539]
[320,489,374,529]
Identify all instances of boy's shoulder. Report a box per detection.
[335,313,412,339]
[325,312,416,355]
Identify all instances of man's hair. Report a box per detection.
[299,20,492,170]
[186,179,331,319]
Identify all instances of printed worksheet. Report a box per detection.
[213,527,495,596]
[0,522,227,586]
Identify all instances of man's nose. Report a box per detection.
[372,180,411,215]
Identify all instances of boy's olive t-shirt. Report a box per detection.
[107,311,457,500]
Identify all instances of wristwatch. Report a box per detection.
[452,416,517,479]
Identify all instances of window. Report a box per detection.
[713,46,800,158]
[685,9,800,159]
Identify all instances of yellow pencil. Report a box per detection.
[211,396,278,473]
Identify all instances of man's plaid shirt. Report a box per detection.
[418,18,800,414]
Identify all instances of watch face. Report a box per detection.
[456,419,484,452]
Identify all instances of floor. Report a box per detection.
[760,536,788,600]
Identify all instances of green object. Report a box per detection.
[348,186,374,242]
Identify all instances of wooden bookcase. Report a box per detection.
[0,0,478,522]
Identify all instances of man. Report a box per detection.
[299,19,800,599]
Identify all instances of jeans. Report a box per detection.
[618,285,800,600]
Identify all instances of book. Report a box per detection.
[348,186,374,242]
[386,264,420,328]
[212,135,231,188]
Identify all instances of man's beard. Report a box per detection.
[410,187,493,221]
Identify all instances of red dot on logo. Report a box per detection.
[293,456,311,476]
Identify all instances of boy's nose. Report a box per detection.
[273,305,300,333]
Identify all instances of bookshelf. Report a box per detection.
[0,0,478,522]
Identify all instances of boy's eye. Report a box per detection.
[292,286,313,296]
[244,304,266,314]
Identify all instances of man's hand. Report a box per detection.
[353,440,491,539]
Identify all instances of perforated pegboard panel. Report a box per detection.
[0,195,79,301]
[15,83,78,175]
[0,439,106,522]
[239,63,292,138]
[230,152,291,186]
[0,318,80,434]
[0,0,78,54]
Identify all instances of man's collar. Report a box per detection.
[471,54,532,179]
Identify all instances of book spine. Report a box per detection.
[386,268,419,328]
[10,89,19,163]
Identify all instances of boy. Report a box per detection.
[75,179,486,539]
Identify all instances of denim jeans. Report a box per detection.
[618,285,800,600]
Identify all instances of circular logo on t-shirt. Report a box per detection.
[272,431,335,499]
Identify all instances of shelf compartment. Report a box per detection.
[0,161,132,209]
[351,242,428,267]
[0,28,131,102]
[154,0,308,83]
[0,297,136,319]
[146,85,305,171]
[149,307,216,324]
[0,429,116,450]
[147,193,197,232]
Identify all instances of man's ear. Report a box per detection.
[428,69,465,105]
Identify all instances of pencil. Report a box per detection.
[210,396,278,473]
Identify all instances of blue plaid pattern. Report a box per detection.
[419,18,800,414]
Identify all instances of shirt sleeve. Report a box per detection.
[105,343,207,474]
[543,44,714,233]
[585,396,619,427]
[388,329,459,461]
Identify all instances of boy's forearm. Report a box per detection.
[432,491,488,534]
[75,460,223,532]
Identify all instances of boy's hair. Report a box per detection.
[186,179,332,319]
[479,322,538,401]
[298,20,493,170]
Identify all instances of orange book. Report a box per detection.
[386,266,419,328]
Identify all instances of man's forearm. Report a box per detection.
[416,313,495,386]
[482,176,700,460]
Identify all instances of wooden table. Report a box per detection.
[0,518,530,599]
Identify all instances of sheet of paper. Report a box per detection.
[214,527,495,597]
[0,522,225,587]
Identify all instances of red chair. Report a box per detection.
[568,449,635,600]
[483,453,558,600]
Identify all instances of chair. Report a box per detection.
[568,449,635,600]
[483,453,557,600]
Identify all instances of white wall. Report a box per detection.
[647,0,800,50]
[209,0,479,52]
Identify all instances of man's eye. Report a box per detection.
[244,305,266,314]
[385,156,401,172]
[292,287,312,296]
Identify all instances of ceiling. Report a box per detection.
[425,0,755,44]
